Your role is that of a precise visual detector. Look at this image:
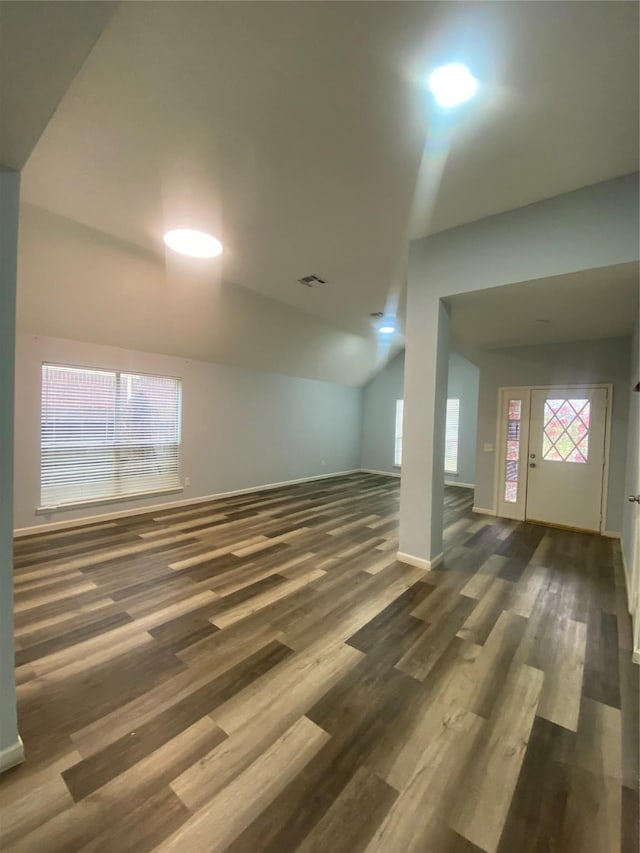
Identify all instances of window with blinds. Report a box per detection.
[394,399,403,466]
[40,364,182,508]
[445,398,460,473]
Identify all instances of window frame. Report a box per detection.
[444,397,460,475]
[394,399,403,467]
[38,361,183,512]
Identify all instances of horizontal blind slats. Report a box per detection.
[394,399,404,466]
[445,398,460,473]
[41,364,181,507]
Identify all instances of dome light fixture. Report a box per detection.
[428,63,478,108]
[163,228,223,258]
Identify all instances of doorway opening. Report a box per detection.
[495,385,611,533]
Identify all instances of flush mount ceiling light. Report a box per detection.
[428,63,478,108]
[163,228,223,258]
[378,321,396,335]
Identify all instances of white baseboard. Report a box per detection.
[397,550,443,571]
[621,547,640,655]
[472,506,496,516]
[0,737,24,775]
[14,469,361,537]
[445,481,475,489]
[429,551,444,569]
[360,468,401,478]
[620,548,640,664]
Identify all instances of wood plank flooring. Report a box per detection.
[1,473,638,852]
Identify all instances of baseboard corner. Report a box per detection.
[397,550,443,571]
[472,506,496,517]
[429,551,444,569]
[0,736,24,775]
[601,530,621,539]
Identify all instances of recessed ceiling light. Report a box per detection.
[378,322,396,335]
[163,229,223,258]
[428,63,478,108]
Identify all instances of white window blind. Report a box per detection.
[40,364,181,508]
[394,399,403,466]
[445,398,460,473]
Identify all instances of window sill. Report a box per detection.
[445,471,459,476]
[37,485,184,515]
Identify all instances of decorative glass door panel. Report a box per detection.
[504,399,522,503]
[497,390,530,521]
[541,398,591,463]
[526,388,608,531]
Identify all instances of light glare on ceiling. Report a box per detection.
[428,63,478,108]
[163,228,223,258]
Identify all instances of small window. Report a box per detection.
[444,398,460,473]
[40,364,182,508]
[394,399,403,466]
[542,398,590,463]
[504,398,522,502]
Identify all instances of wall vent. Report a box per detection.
[298,274,326,287]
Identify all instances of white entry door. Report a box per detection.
[525,387,608,531]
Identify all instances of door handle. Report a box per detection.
[628,495,640,504]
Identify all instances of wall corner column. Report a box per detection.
[0,165,23,772]
[399,245,450,567]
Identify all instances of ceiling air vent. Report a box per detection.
[298,274,326,287]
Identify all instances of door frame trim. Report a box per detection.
[493,384,613,533]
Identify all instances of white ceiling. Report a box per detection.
[447,263,639,350]
[6,1,639,383]
[0,1,116,169]
[17,203,397,387]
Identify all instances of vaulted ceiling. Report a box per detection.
[5,1,639,383]
[0,1,117,169]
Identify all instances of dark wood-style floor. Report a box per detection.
[1,473,638,852]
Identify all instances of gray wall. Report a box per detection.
[621,317,639,649]
[359,352,404,474]
[14,334,363,530]
[361,333,630,535]
[359,348,479,487]
[473,336,631,533]
[401,176,639,562]
[0,168,21,760]
[446,352,479,487]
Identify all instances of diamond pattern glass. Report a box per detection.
[542,399,590,463]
